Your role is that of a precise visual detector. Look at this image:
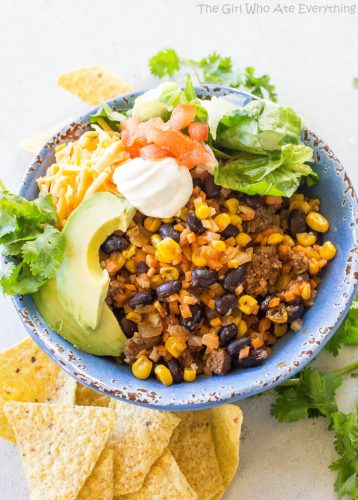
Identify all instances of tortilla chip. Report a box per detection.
[57,66,134,105]
[4,402,116,500]
[107,401,180,495]
[122,449,197,500]
[169,411,223,500]
[78,448,113,500]
[76,383,111,407]
[0,337,76,442]
[207,405,243,499]
[20,118,73,154]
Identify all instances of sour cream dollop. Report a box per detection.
[113,157,193,218]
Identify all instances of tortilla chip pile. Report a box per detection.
[0,338,243,499]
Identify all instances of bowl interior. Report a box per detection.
[13,85,358,410]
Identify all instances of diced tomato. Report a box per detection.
[188,122,209,142]
[139,144,170,160]
[120,117,141,146]
[166,104,197,131]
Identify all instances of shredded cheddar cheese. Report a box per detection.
[37,126,129,226]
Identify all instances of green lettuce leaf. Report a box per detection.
[90,103,126,131]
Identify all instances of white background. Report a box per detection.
[0,0,357,498]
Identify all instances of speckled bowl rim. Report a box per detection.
[11,84,358,410]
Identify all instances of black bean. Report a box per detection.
[205,306,217,322]
[288,209,307,237]
[181,304,203,331]
[286,304,304,322]
[221,224,239,239]
[286,296,303,306]
[229,190,243,200]
[218,323,238,346]
[260,295,274,312]
[128,290,154,308]
[238,348,268,367]
[227,337,251,357]
[119,317,137,338]
[186,213,205,235]
[215,293,238,316]
[193,178,203,189]
[202,173,220,199]
[192,267,218,288]
[156,280,182,299]
[159,224,180,243]
[136,261,149,274]
[244,194,263,209]
[281,197,289,210]
[100,234,129,254]
[167,359,184,383]
[222,266,247,292]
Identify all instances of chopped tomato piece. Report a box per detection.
[166,104,197,131]
[120,117,141,146]
[139,144,170,160]
[188,122,209,142]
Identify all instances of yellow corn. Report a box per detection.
[214,213,231,232]
[230,214,242,227]
[228,259,241,269]
[290,193,304,203]
[301,283,311,300]
[162,217,174,223]
[289,201,311,214]
[144,217,161,233]
[212,240,226,252]
[195,203,211,220]
[238,295,258,315]
[126,311,142,323]
[274,323,288,337]
[150,274,163,289]
[165,337,187,358]
[238,319,248,337]
[224,198,239,214]
[309,198,320,212]
[122,244,136,259]
[236,233,251,247]
[151,234,162,247]
[160,266,180,281]
[283,235,295,247]
[296,232,317,247]
[319,241,336,260]
[132,355,153,380]
[111,253,126,269]
[154,365,173,386]
[192,248,207,267]
[306,212,329,233]
[276,273,292,292]
[156,237,181,264]
[184,368,197,382]
[267,233,284,245]
[308,258,320,275]
[125,258,137,273]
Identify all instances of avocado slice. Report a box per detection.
[33,278,126,356]
[57,192,136,330]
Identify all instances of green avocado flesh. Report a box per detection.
[57,192,136,330]
[33,278,126,356]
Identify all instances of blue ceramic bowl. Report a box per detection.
[13,85,358,410]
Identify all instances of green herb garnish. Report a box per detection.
[326,295,358,356]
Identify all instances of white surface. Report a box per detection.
[0,0,357,498]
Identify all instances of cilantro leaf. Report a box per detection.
[22,225,65,279]
[271,368,342,422]
[244,67,278,102]
[326,295,358,356]
[0,261,45,295]
[149,48,180,77]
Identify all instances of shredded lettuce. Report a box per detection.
[198,96,239,140]
[214,144,317,197]
[90,103,126,131]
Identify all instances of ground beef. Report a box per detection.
[245,246,282,297]
[282,248,309,276]
[205,349,231,375]
[244,206,278,234]
[106,280,125,307]
[180,349,204,374]
[124,334,161,362]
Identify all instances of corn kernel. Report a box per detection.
[224,198,239,214]
[150,234,162,247]
[132,355,153,380]
[238,319,248,337]
[156,237,181,264]
[195,203,211,220]
[122,244,136,259]
[267,233,284,245]
[162,217,174,223]
[212,240,226,252]
[283,235,295,246]
[214,213,231,232]
[236,233,251,247]
[301,283,311,300]
[274,323,288,337]
[192,248,207,267]
[165,337,187,358]
[230,214,242,227]
[290,193,304,203]
[159,266,180,281]
[276,273,292,292]
[154,364,173,386]
[289,201,311,214]
[144,217,161,233]
[238,295,258,315]
[228,259,240,269]
[150,274,163,290]
[308,258,320,275]
[126,311,142,323]
[184,368,197,382]
[125,258,137,273]
[306,212,329,233]
[296,232,317,247]
[319,241,336,260]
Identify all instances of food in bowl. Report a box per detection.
[0,78,337,386]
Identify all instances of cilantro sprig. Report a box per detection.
[149,48,278,102]
[0,186,64,295]
[325,295,358,356]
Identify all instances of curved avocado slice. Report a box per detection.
[57,192,135,330]
[33,279,126,356]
